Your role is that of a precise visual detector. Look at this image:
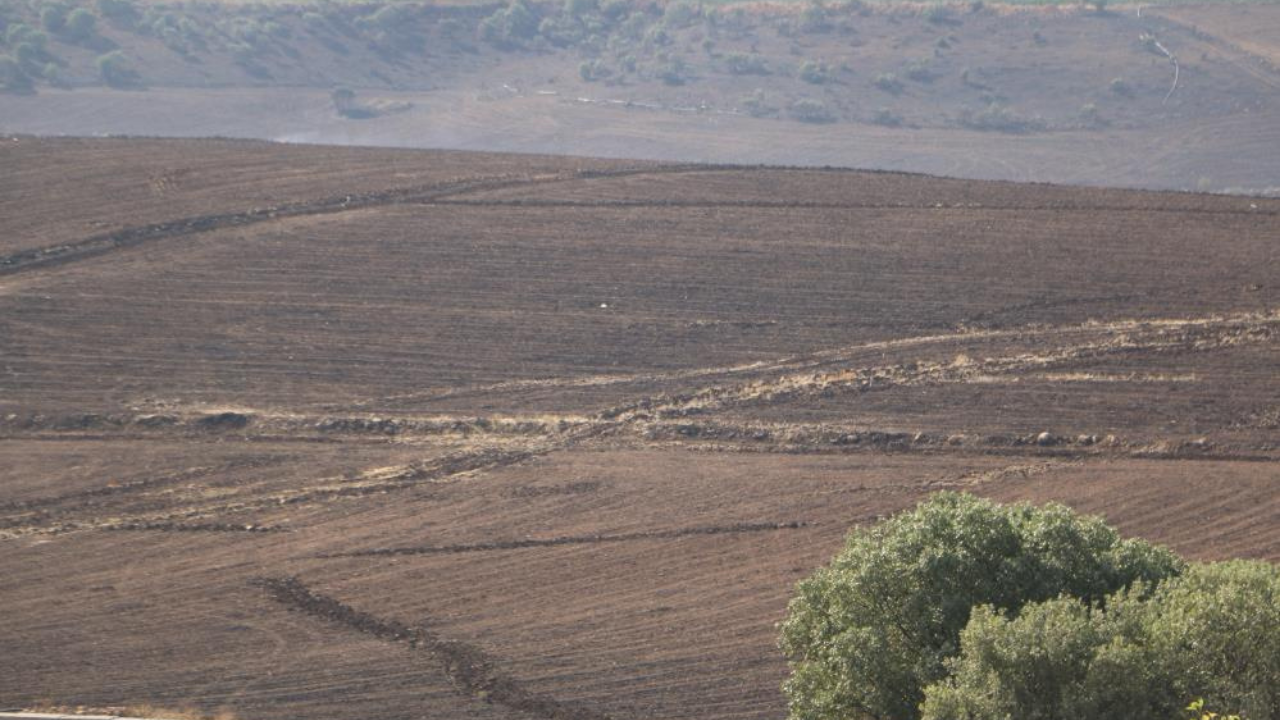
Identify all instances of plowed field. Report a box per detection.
[1,137,1277,720]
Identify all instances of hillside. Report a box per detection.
[1,137,1278,720]
[2,0,1280,191]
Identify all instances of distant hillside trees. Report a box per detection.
[96,49,137,87]
[0,53,33,93]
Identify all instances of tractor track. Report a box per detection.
[317,521,810,558]
[253,576,612,720]
[0,164,718,279]
[430,197,1280,217]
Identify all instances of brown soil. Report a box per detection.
[1,138,1277,720]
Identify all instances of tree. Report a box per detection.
[0,54,33,93]
[96,50,137,87]
[64,8,98,43]
[919,561,1280,720]
[40,4,70,35]
[779,493,1183,720]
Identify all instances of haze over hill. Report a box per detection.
[2,0,1280,191]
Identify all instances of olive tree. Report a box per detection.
[778,493,1183,720]
[920,561,1280,720]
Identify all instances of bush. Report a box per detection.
[40,4,70,35]
[657,57,687,86]
[779,493,1183,720]
[96,49,137,87]
[480,0,539,47]
[961,102,1045,133]
[63,8,98,43]
[726,52,769,75]
[904,57,934,83]
[800,0,830,33]
[0,53,33,93]
[920,561,1280,720]
[798,59,829,84]
[741,88,775,117]
[871,106,903,126]
[789,98,834,123]
[97,0,139,27]
[874,72,903,93]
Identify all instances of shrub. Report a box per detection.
[904,57,934,83]
[480,0,539,47]
[919,561,1280,720]
[96,49,137,86]
[725,52,768,75]
[40,4,70,35]
[97,0,139,27]
[800,0,830,33]
[63,8,98,43]
[779,493,1183,720]
[961,102,1045,133]
[0,53,33,93]
[579,58,611,81]
[871,106,903,126]
[657,57,687,85]
[661,1,700,30]
[922,5,956,25]
[1110,77,1133,97]
[789,97,834,123]
[741,87,775,117]
[565,0,598,19]
[798,59,829,84]
[874,71,902,93]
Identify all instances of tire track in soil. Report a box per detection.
[0,445,547,538]
[318,521,809,558]
[0,164,717,280]
[431,197,1280,217]
[253,576,612,720]
[599,309,1280,422]
[355,309,1278,413]
[0,457,290,515]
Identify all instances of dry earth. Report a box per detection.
[1,137,1278,720]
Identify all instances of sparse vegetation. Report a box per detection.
[961,102,1045,132]
[798,59,830,84]
[741,87,776,117]
[96,49,136,87]
[789,97,835,123]
[726,52,770,75]
[871,105,903,126]
[874,71,903,93]
[0,53,33,93]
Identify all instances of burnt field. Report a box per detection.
[1,137,1278,720]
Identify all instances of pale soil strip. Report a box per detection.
[6,309,1273,537]
[361,309,1277,411]
[606,309,1279,420]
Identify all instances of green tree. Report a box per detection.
[779,493,1183,720]
[96,50,136,87]
[41,4,70,35]
[0,54,33,93]
[919,561,1279,720]
[64,8,98,43]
